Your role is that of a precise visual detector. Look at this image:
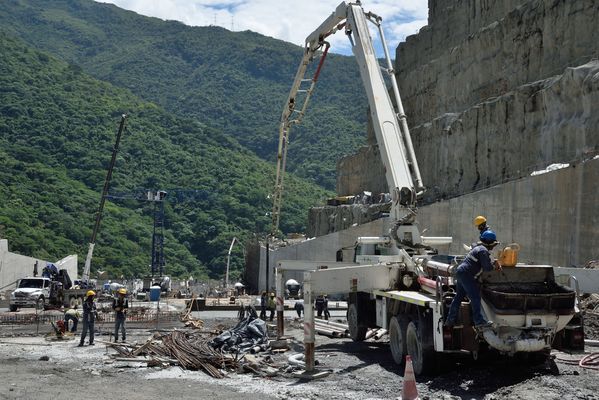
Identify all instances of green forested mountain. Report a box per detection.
[0,33,330,280]
[0,0,368,189]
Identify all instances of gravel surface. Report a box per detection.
[0,317,597,400]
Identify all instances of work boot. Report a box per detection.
[443,319,456,328]
[475,321,493,330]
[89,342,95,346]
[77,342,84,347]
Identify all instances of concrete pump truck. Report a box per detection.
[272,1,583,376]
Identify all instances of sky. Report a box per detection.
[95,0,428,56]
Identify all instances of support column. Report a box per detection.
[275,267,284,338]
[303,272,315,372]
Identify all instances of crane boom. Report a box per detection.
[82,114,128,284]
[271,1,424,242]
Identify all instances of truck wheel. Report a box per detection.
[36,297,45,311]
[389,316,407,365]
[406,320,434,375]
[347,303,367,341]
[9,305,18,312]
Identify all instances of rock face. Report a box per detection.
[310,0,599,239]
[399,0,599,128]
[334,0,599,202]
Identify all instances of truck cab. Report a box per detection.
[10,277,52,311]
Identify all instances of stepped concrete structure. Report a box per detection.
[0,239,77,293]
[246,0,599,293]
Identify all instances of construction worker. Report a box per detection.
[474,215,491,237]
[323,295,331,320]
[445,230,502,329]
[112,287,128,342]
[259,291,267,320]
[315,294,325,318]
[78,290,97,347]
[267,292,276,322]
[294,300,304,318]
[64,304,81,333]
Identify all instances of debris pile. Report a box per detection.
[210,307,269,353]
[106,308,276,378]
[581,294,599,340]
[109,330,240,378]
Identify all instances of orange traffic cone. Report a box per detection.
[402,355,419,400]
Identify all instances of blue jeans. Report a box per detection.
[446,268,487,326]
[64,314,78,332]
[79,316,95,344]
[114,313,126,341]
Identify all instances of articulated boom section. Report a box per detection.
[271,1,424,237]
[344,4,423,217]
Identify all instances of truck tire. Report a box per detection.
[347,303,367,341]
[406,320,435,375]
[9,305,18,312]
[389,316,408,365]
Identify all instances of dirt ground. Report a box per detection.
[0,316,597,400]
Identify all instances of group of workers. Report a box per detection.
[259,291,331,321]
[63,287,129,347]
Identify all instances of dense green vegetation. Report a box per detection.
[0,33,330,280]
[0,0,368,189]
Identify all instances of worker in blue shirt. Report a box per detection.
[112,288,129,342]
[78,290,97,346]
[445,230,502,329]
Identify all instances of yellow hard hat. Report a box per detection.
[118,288,127,295]
[474,215,487,226]
[86,290,96,297]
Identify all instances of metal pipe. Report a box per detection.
[364,328,377,340]
[418,276,437,290]
[375,20,423,191]
[275,268,284,338]
[314,318,349,330]
[288,353,305,367]
[373,328,388,340]
[355,237,392,245]
[421,236,453,246]
[423,259,452,272]
[303,274,315,372]
[315,327,339,337]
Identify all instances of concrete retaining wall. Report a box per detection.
[288,160,599,291]
[417,157,599,267]
[0,239,78,291]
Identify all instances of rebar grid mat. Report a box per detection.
[0,311,182,325]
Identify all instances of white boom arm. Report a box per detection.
[344,3,424,219]
[271,1,424,238]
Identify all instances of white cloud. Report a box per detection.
[95,0,428,56]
